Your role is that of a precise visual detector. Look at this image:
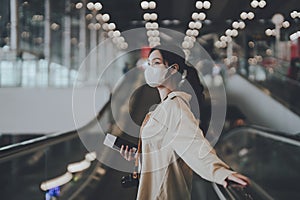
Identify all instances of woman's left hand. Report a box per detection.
[223,173,250,188]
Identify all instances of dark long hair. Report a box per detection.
[149,45,204,120]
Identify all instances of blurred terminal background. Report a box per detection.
[0,0,299,200]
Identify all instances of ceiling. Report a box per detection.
[99,0,300,39]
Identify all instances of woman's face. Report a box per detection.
[148,50,167,69]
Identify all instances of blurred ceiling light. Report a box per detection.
[149,1,156,9]
[162,19,171,25]
[102,23,109,31]
[258,0,266,8]
[94,2,102,11]
[189,21,196,29]
[265,28,273,36]
[75,2,83,9]
[86,14,93,20]
[232,21,239,29]
[102,14,110,22]
[231,29,238,37]
[184,36,192,42]
[195,1,203,9]
[215,41,221,48]
[113,30,121,37]
[290,11,300,19]
[239,21,245,29]
[130,20,139,25]
[192,29,199,37]
[96,14,102,21]
[248,41,255,48]
[51,23,60,31]
[172,19,180,25]
[120,42,128,49]
[290,33,298,41]
[220,41,227,48]
[282,21,290,28]
[203,1,211,9]
[67,160,91,173]
[145,22,152,29]
[204,19,212,25]
[150,13,158,21]
[40,172,73,191]
[227,36,232,42]
[141,1,149,9]
[88,23,95,30]
[153,30,159,36]
[107,30,114,37]
[289,31,300,41]
[94,23,101,30]
[240,12,248,20]
[195,21,202,29]
[147,30,153,37]
[143,13,151,21]
[220,35,227,42]
[108,23,116,30]
[266,48,272,55]
[117,36,125,43]
[248,12,255,20]
[251,0,259,8]
[198,12,206,20]
[192,12,198,21]
[152,22,159,29]
[87,2,94,10]
[186,29,193,36]
[225,29,232,36]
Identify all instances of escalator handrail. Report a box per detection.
[213,179,274,200]
[223,125,300,147]
[0,99,111,163]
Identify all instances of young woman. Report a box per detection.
[120,45,249,199]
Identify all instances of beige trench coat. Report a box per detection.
[136,91,235,200]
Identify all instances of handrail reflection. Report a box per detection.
[224,125,300,146]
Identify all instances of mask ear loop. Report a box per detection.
[178,69,187,88]
[164,64,176,79]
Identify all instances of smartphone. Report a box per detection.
[103,133,137,152]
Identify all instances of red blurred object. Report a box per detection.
[140,46,151,59]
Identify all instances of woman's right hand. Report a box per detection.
[120,145,137,161]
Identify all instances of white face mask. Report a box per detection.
[144,64,174,87]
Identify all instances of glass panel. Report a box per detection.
[236,56,300,115]
[0,101,113,199]
[216,127,300,200]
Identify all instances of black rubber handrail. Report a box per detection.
[213,180,274,200]
[0,99,111,163]
[224,125,300,145]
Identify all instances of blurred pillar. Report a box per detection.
[79,0,86,68]
[44,0,51,85]
[89,11,97,82]
[63,0,71,84]
[226,40,233,64]
[97,31,105,77]
[272,14,284,59]
[10,0,19,55]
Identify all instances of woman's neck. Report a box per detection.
[157,87,172,102]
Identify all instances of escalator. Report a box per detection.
[0,65,289,200]
[0,96,278,200]
[215,125,300,200]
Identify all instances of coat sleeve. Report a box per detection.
[169,99,235,185]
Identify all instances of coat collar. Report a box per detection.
[166,91,192,102]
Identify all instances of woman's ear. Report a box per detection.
[170,64,179,75]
